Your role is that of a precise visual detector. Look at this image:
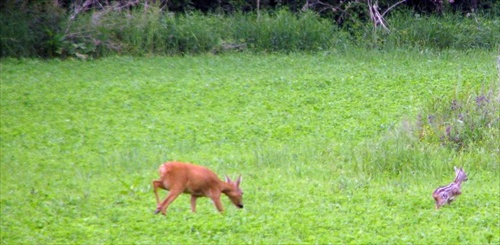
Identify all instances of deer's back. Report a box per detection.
[160,162,222,195]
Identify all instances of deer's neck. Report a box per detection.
[453,178,463,187]
[221,182,235,193]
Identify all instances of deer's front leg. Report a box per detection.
[210,193,224,213]
[191,195,198,213]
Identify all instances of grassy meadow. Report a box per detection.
[1,49,499,244]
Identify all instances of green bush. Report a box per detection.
[0,2,66,58]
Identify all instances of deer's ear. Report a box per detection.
[225,175,233,183]
[236,175,242,186]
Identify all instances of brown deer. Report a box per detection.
[152,162,243,216]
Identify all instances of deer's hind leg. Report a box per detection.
[156,188,183,215]
[152,180,165,206]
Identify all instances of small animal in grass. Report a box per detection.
[432,166,468,209]
[152,161,243,216]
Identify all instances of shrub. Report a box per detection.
[0,2,66,58]
[417,82,500,151]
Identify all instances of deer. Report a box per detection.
[152,161,243,216]
[432,166,468,209]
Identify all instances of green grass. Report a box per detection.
[1,49,499,244]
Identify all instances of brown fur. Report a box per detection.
[152,162,243,215]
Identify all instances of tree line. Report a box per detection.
[2,0,498,17]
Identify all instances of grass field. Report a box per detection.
[1,49,499,244]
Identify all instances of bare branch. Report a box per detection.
[382,0,407,17]
[368,0,390,33]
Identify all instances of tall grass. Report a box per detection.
[385,11,500,49]
[64,9,342,57]
[2,6,499,58]
[352,76,499,175]
[229,10,345,52]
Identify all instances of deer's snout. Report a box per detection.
[237,204,244,208]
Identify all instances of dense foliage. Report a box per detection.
[1,0,499,58]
